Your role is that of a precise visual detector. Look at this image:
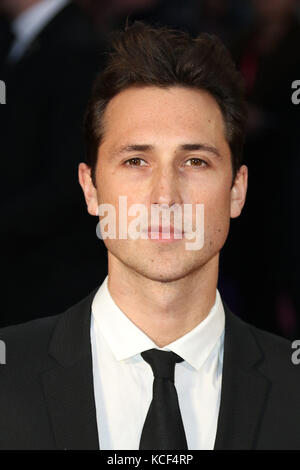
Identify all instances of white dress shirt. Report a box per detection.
[8,0,70,63]
[91,275,225,450]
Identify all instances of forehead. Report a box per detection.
[101,85,227,148]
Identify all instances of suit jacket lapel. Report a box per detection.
[41,288,100,450]
[41,287,271,450]
[214,303,271,449]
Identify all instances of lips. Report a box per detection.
[145,225,184,238]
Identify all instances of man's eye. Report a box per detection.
[124,158,147,167]
[185,158,208,168]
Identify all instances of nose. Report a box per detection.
[150,166,183,207]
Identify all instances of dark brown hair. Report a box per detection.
[84,21,246,187]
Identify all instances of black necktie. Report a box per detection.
[139,348,188,450]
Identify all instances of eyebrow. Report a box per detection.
[113,143,221,159]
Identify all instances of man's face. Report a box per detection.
[79,86,247,283]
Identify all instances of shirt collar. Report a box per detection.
[92,275,225,371]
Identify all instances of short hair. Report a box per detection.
[84,21,246,187]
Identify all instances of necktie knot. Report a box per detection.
[141,348,183,381]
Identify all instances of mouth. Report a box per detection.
[144,225,184,242]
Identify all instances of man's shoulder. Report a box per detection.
[0,312,61,370]
[0,288,97,370]
[227,309,299,381]
[233,311,291,349]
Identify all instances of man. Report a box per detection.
[0,21,299,450]
[0,0,107,327]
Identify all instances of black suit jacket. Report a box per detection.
[0,288,299,450]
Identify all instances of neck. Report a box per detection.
[107,254,219,348]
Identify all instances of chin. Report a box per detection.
[133,263,196,284]
[142,273,186,284]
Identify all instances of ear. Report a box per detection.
[230,164,248,218]
[78,163,99,216]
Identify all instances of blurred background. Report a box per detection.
[0,0,299,339]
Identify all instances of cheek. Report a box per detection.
[199,187,231,241]
[208,191,231,218]
[96,173,123,203]
[195,181,231,217]
[98,165,143,202]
